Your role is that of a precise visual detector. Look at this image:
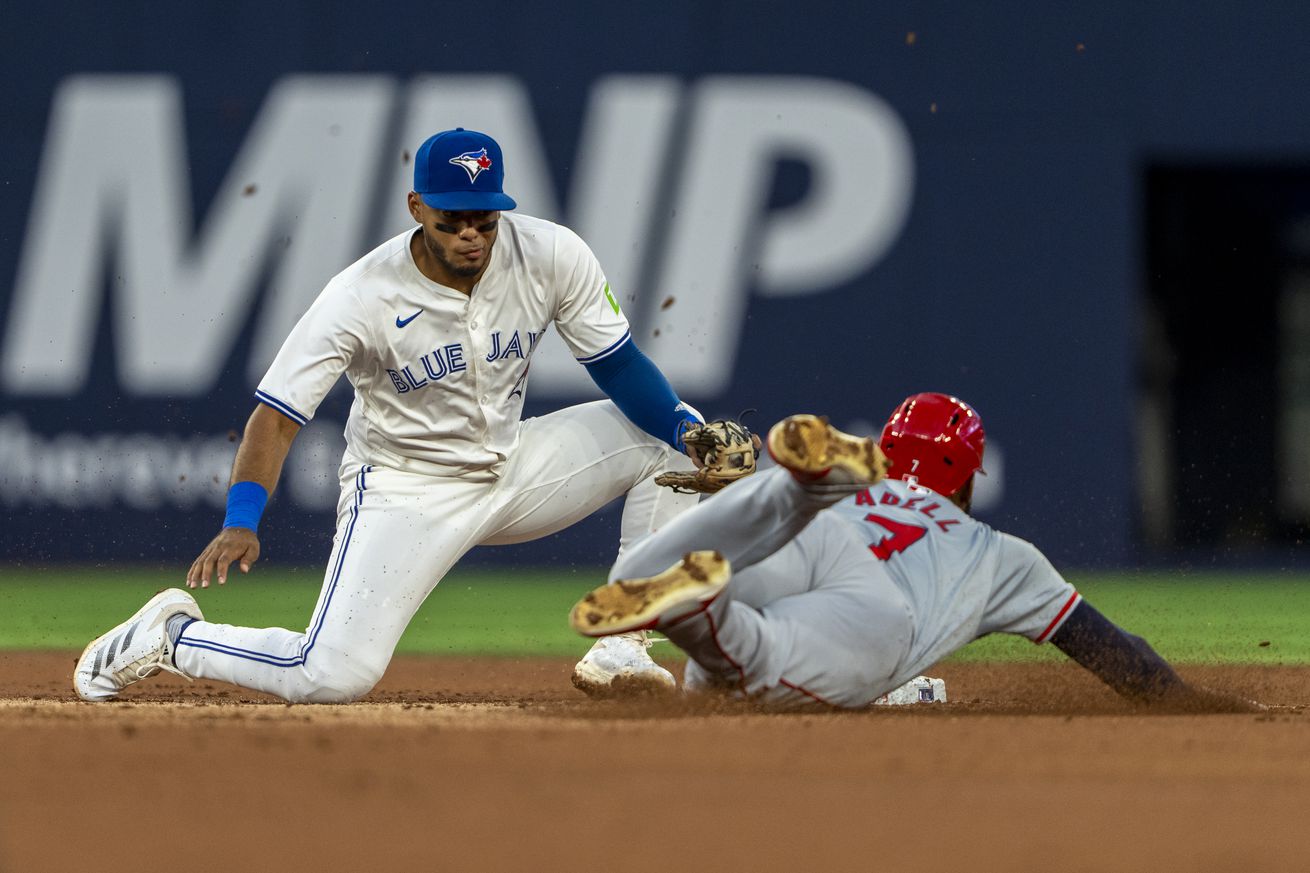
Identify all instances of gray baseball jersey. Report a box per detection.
[610,469,1081,708]
[827,479,1081,680]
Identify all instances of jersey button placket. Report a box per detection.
[465,303,493,436]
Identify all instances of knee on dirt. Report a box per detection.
[287,646,386,704]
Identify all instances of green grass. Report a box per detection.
[0,566,605,657]
[955,572,1310,665]
[1,567,1307,664]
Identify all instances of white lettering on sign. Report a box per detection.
[644,77,914,387]
[3,75,395,394]
[3,73,912,399]
[0,414,343,512]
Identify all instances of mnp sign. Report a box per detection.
[8,2,1308,567]
[0,68,917,564]
[5,74,913,398]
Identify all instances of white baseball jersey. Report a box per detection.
[171,213,700,703]
[255,213,630,474]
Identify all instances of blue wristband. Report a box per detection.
[223,481,269,532]
[674,416,701,454]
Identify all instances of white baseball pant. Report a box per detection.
[173,400,697,702]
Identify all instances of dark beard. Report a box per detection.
[427,236,484,278]
[437,255,482,277]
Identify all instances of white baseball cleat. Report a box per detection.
[570,550,730,639]
[571,632,677,698]
[766,414,889,488]
[73,588,203,701]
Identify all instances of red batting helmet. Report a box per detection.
[879,393,986,497]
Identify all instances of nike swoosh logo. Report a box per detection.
[395,310,424,328]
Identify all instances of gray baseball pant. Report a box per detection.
[609,467,913,708]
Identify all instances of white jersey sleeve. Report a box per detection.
[549,226,631,364]
[255,280,373,425]
[979,533,1083,643]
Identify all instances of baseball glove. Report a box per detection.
[655,419,761,494]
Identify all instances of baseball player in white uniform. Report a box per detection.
[572,395,1258,712]
[74,128,719,703]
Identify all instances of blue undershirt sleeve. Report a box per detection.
[583,338,700,451]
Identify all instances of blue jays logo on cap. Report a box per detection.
[449,148,493,183]
[413,128,518,212]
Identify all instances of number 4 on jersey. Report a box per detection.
[865,513,927,560]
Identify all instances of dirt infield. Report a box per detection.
[2,653,1307,873]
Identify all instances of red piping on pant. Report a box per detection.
[661,592,721,630]
[778,677,837,707]
[703,607,748,692]
[701,607,834,706]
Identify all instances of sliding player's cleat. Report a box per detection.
[767,414,889,487]
[570,551,730,638]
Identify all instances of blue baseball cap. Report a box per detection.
[413,128,517,212]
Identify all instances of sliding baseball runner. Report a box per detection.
[572,395,1259,712]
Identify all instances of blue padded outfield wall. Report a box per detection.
[3,3,1308,568]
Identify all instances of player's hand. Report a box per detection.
[186,527,261,589]
[1180,684,1268,714]
[1149,682,1267,714]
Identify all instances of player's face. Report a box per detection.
[409,197,500,283]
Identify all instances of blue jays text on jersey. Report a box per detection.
[385,329,542,394]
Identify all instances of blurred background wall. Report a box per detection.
[3,1,1310,569]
